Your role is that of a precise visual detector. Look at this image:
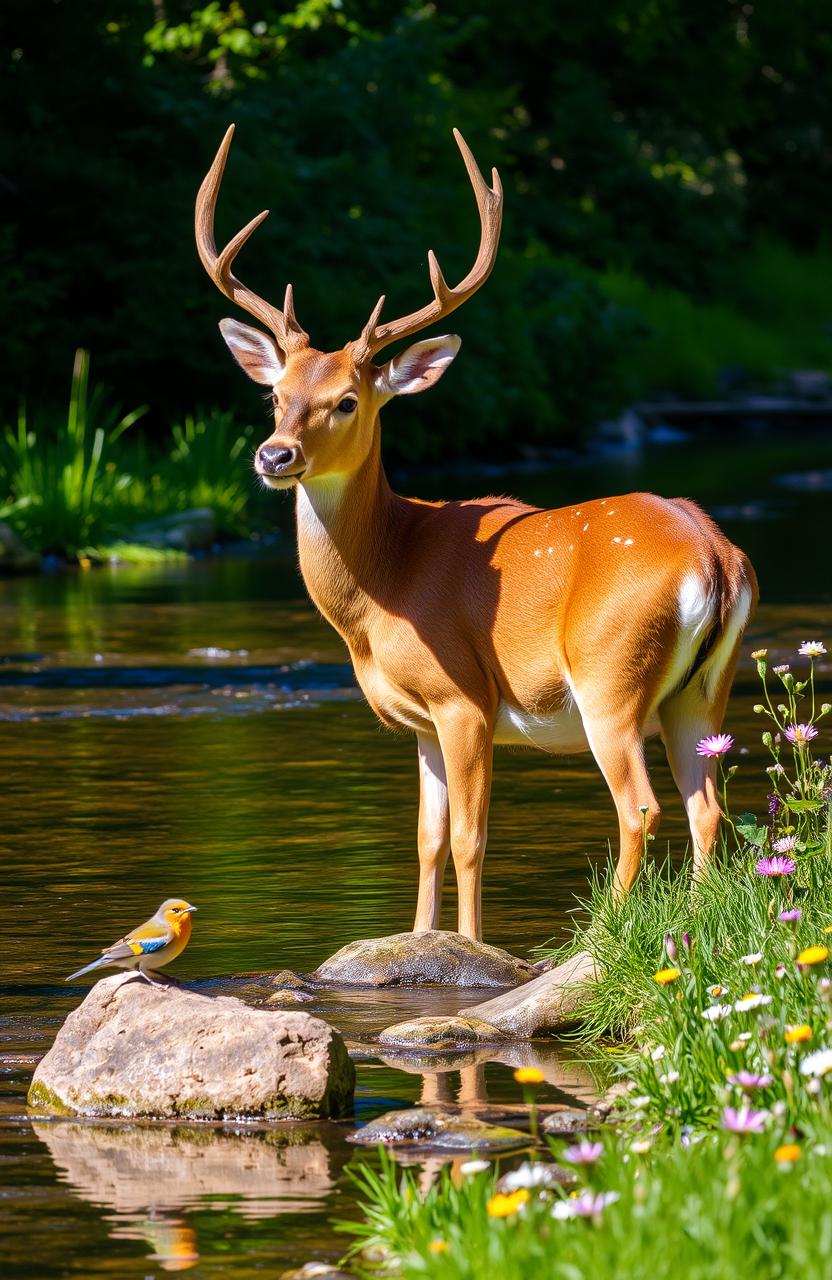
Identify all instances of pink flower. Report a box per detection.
[696,734,734,758]
[727,1071,773,1090]
[561,1140,603,1166]
[722,1105,768,1134]
[755,855,796,876]
[772,835,798,854]
[779,909,802,924]
[553,1191,620,1220]
[784,723,819,747]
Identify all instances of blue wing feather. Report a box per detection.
[136,935,168,954]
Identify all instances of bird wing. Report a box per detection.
[102,919,173,962]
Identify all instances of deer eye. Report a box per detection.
[336,397,358,415]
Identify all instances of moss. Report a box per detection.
[27,1081,72,1115]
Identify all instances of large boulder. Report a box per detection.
[28,974,354,1120]
[463,950,597,1037]
[314,931,534,988]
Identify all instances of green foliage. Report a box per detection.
[4,1,832,459]
[0,351,260,557]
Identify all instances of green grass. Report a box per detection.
[0,350,262,560]
[600,239,832,396]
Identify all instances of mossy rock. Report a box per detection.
[348,1106,528,1152]
[315,930,533,988]
[378,1014,507,1048]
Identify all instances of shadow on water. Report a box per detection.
[1,439,831,1274]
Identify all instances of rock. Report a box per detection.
[270,969,316,991]
[348,1106,528,1152]
[0,522,39,573]
[542,1107,590,1136]
[282,1266,352,1280]
[315,931,534,988]
[267,990,314,1006]
[378,1014,507,1048]
[131,507,218,552]
[463,950,597,1037]
[28,974,354,1120]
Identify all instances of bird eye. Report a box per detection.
[337,397,358,414]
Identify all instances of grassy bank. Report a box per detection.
[343,643,832,1276]
[0,351,263,561]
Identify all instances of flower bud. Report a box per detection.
[753,704,765,714]
[664,932,677,962]
[762,732,773,748]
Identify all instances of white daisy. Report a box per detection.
[799,1048,832,1078]
[734,993,773,1012]
[702,1004,733,1022]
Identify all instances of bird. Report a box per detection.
[65,898,198,989]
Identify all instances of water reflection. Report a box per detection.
[33,1118,352,1271]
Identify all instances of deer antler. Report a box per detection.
[350,129,503,363]
[195,125,309,354]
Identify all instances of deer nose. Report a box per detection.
[258,444,296,474]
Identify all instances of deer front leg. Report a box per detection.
[413,732,451,931]
[433,706,494,942]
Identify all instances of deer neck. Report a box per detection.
[294,432,399,643]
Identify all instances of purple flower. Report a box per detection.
[768,793,783,817]
[784,723,819,747]
[779,909,802,924]
[727,1071,773,1090]
[682,932,692,951]
[772,835,798,854]
[553,1191,620,1220]
[664,932,677,962]
[755,855,796,877]
[561,1140,604,1166]
[722,1105,768,1134]
[696,734,734,758]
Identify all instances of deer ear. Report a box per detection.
[375,334,461,397]
[219,319,285,386]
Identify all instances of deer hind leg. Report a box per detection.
[580,715,661,899]
[433,705,494,942]
[659,650,743,877]
[413,732,451,932]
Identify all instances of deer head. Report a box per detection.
[195,126,503,488]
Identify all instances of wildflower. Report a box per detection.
[513,1066,545,1085]
[664,932,678,962]
[682,932,692,950]
[487,1188,529,1218]
[650,1044,666,1061]
[459,1159,490,1175]
[785,723,819,747]
[561,1140,604,1166]
[785,1025,813,1044]
[772,835,798,854]
[797,945,829,966]
[767,763,785,775]
[653,967,681,985]
[824,926,832,935]
[741,952,764,965]
[755,855,796,876]
[799,1049,832,1078]
[751,649,768,660]
[553,1191,620,1220]
[773,665,790,676]
[630,1139,653,1154]
[703,1004,733,1022]
[500,1163,560,1191]
[429,1240,449,1254]
[779,909,802,924]
[798,642,827,658]
[630,1095,651,1109]
[722,1105,768,1134]
[738,1031,753,1042]
[775,963,787,978]
[659,1070,680,1084]
[774,1143,801,1164]
[727,1071,773,1089]
[707,984,728,997]
[696,733,734,758]
[768,793,783,816]
[734,993,772,1012]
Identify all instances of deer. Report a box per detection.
[195,125,757,943]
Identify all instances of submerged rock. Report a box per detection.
[542,1107,590,1136]
[463,950,597,1037]
[28,973,354,1120]
[349,1106,528,1151]
[0,522,38,573]
[315,931,533,988]
[131,507,218,551]
[378,1014,507,1048]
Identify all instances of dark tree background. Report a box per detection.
[3,0,831,458]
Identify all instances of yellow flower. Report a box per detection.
[429,1240,449,1253]
[486,1189,529,1218]
[785,1024,813,1044]
[513,1067,545,1085]
[774,1143,801,1165]
[653,967,681,985]
[797,945,829,966]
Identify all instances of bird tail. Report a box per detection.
[65,955,111,982]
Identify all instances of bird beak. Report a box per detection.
[185,905,198,913]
